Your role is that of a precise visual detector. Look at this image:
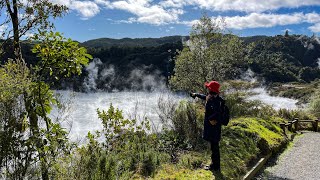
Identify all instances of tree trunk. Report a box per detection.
[6,0,23,61]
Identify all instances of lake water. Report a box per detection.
[50,88,299,142]
[50,90,184,142]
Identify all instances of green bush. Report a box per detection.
[171,101,205,149]
[53,104,169,179]
[308,86,320,118]
[277,108,314,121]
[225,91,276,119]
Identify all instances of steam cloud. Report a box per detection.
[128,67,167,91]
[83,58,168,92]
[241,68,257,83]
[83,58,102,91]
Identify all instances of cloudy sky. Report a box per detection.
[27,0,320,41]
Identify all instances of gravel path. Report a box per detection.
[256,131,320,180]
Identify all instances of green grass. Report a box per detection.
[153,164,214,180]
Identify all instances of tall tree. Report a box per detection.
[0,1,92,179]
[1,0,67,60]
[169,15,247,93]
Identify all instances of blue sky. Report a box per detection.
[2,0,320,42]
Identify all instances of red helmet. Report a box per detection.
[205,81,220,94]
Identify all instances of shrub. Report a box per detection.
[171,101,204,148]
[224,91,276,119]
[308,85,320,118]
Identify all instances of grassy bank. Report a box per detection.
[149,117,287,179]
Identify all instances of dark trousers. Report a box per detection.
[210,141,220,170]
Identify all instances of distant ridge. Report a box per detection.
[81,36,186,48]
[80,35,269,48]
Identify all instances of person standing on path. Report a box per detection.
[191,80,223,172]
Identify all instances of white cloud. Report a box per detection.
[51,0,100,19]
[159,0,320,13]
[309,23,320,32]
[181,12,320,33]
[103,0,183,25]
[49,0,320,33]
[223,13,306,30]
[94,0,112,8]
[72,1,100,20]
[305,13,320,23]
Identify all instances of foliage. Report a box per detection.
[53,104,168,179]
[0,27,90,180]
[224,91,276,119]
[82,36,184,48]
[269,81,319,104]
[248,35,320,83]
[0,60,32,179]
[153,116,287,180]
[277,108,315,121]
[2,33,320,91]
[1,0,67,60]
[169,15,247,93]
[219,117,286,179]
[31,31,92,81]
[308,85,320,117]
[171,101,205,149]
[154,164,213,180]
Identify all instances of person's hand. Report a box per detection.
[190,93,196,98]
[206,94,212,102]
[209,119,217,126]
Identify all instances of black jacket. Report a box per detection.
[195,94,222,142]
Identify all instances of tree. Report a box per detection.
[0,32,91,179]
[0,60,32,179]
[0,1,92,179]
[169,15,247,93]
[0,0,67,60]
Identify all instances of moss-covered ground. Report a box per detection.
[132,117,288,179]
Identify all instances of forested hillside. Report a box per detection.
[248,34,320,83]
[1,34,320,91]
[81,36,185,48]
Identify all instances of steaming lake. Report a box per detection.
[51,88,299,142]
[50,90,184,142]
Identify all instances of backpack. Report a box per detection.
[220,98,230,126]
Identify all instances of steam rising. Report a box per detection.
[52,90,183,142]
[128,68,166,91]
[62,58,301,143]
[248,88,298,110]
[241,68,257,83]
[241,68,298,110]
[100,65,116,90]
[83,58,102,91]
[83,58,167,92]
